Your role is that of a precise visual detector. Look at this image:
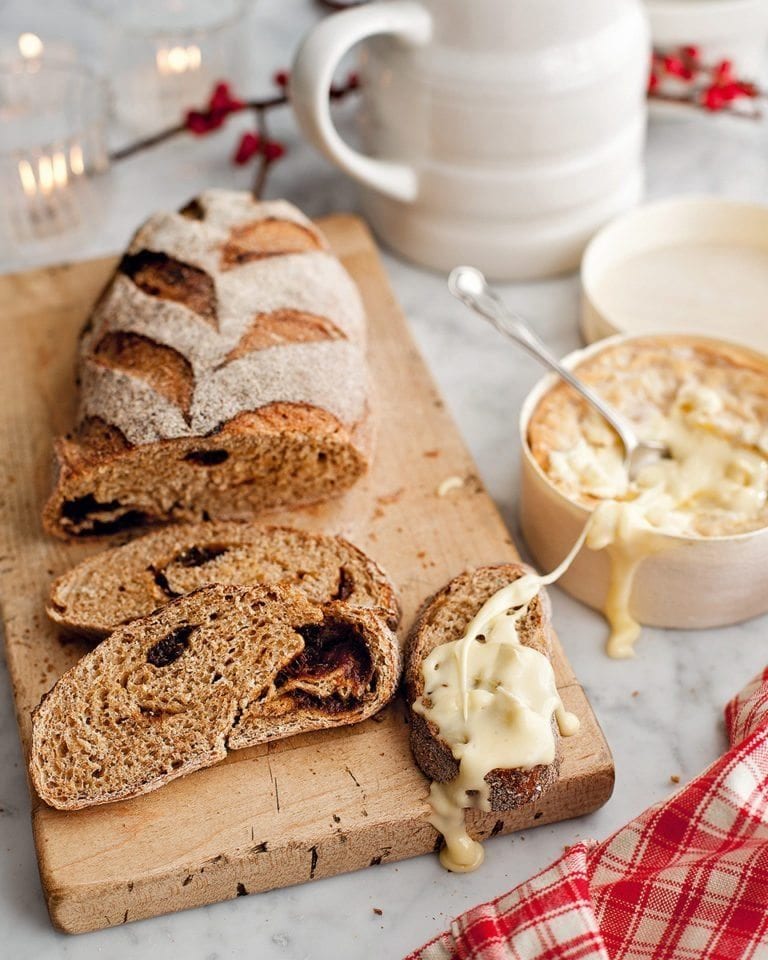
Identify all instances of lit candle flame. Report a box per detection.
[52,151,68,188]
[69,143,85,176]
[18,159,37,197]
[186,45,201,70]
[38,155,54,195]
[18,32,43,59]
[156,44,202,75]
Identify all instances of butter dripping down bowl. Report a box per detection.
[518,333,768,634]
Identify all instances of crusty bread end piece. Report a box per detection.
[31,582,401,810]
[404,564,559,812]
[43,191,373,540]
[47,521,400,639]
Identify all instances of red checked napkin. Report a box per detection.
[407,667,768,960]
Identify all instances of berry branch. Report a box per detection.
[316,0,369,9]
[648,46,762,118]
[108,70,360,198]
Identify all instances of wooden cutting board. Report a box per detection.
[0,215,614,934]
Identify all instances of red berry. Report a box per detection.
[346,70,359,89]
[210,82,232,111]
[681,45,700,62]
[713,59,733,83]
[648,71,659,93]
[663,55,690,79]
[209,81,244,114]
[233,131,261,165]
[273,69,290,88]
[185,110,214,134]
[701,84,726,111]
[719,82,742,102]
[262,140,286,161]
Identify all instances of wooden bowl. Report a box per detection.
[518,333,768,630]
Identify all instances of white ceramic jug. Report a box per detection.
[291,0,650,280]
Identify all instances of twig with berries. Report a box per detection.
[648,46,762,118]
[109,69,360,198]
[316,0,369,10]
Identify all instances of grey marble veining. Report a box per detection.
[1,1,768,957]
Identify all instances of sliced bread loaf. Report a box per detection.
[404,564,559,811]
[43,191,371,539]
[31,582,400,810]
[47,522,400,639]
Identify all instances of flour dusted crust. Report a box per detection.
[43,191,372,538]
[528,335,768,532]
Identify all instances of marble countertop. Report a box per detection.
[2,2,768,957]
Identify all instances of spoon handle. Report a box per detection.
[448,267,638,455]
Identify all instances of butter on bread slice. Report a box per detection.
[404,564,560,811]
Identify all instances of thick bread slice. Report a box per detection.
[31,583,400,810]
[43,404,370,541]
[47,521,400,639]
[404,564,559,812]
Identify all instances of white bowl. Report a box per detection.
[519,333,768,630]
[581,197,768,354]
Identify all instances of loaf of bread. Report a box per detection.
[43,191,371,539]
[48,521,400,639]
[31,582,401,810]
[405,565,559,810]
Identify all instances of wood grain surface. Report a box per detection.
[0,215,614,934]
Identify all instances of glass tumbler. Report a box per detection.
[0,59,109,250]
[82,0,248,133]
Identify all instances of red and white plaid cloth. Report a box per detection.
[407,667,768,960]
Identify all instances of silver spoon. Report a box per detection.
[448,265,668,480]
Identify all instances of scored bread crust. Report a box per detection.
[31,582,401,811]
[43,190,372,540]
[47,521,401,639]
[404,564,559,812]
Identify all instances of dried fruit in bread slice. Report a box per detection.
[47,521,400,639]
[31,582,401,810]
[404,564,560,811]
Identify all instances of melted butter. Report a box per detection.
[413,531,585,872]
[546,382,768,657]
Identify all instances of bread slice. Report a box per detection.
[42,192,371,540]
[47,521,400,639]
[31,582,401,810]
[404,564,559,811]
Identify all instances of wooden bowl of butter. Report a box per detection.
[519,333,768,658]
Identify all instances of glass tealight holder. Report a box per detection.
[81,0,247,133]
[0,59,109,250]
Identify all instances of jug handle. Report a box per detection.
[291,1,432,203]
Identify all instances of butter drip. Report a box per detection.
[413,534,584,873]
[543,380,768,657]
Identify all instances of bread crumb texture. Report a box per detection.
[47,521,401,638]
[31,583,400,810]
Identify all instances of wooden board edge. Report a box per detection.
[37,687,614,934]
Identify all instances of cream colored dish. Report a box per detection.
[581,198,768,354]
[520,333,768,655]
